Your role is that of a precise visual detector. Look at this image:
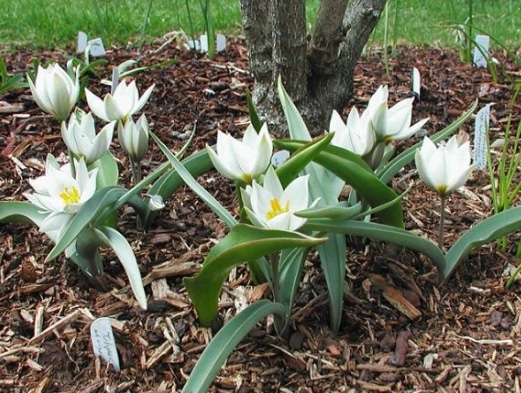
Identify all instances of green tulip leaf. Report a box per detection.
[317,234,347,332]
[295,201,362,220]
[90,151,119,189]
[304,219,446,273]
[277,76,312,142]
[278,247,307,324]
[46,186,127,262]
[0,201,47,227]
[149,150,213,199]
[275,133,334,188]
[95,226,147,309]
[276,140,403,228]
[151,132,237,228]
[377,100,478,184]
[246,90,262,132]
[443,206,521,284]
[184,224,326,325]
[181,300,286,393]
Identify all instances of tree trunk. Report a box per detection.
[239,0,387,136]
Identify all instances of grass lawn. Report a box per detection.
[0,0,520,51]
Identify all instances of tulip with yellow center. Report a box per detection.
[23,155,99,253]
[241,166,317,231]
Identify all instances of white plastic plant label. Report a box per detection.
[90,317,120,372]
[412,67,421,100]
[271,150,290,168]
[76,32,106,57]
[200,34,227,53]
[77,31,88,53]
[216,34,227,52]
[473,35,490,68]
[474,104,490,170]
[88,37,106,57]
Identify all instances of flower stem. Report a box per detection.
[269,252,285,335]
[438,195,446,249]
[130,157,142,185]
[68,150,76,179]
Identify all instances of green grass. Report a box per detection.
[0,0,519,50]
[371,0,521,49]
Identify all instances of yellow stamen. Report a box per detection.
[59,186,80,204]
[266,198,290,220]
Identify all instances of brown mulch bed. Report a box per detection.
[1,39,521,392]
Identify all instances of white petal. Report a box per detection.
[132,83,155,114]
[86,89,109,121]
[262,167,283,197]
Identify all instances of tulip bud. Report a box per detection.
[61,111,114,165]
[118,114,149,162]
[27,64,80,121]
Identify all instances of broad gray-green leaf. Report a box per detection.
[46,186,127,262]
[181,300,286,393]
[443,206,521,284]
[0,201,47,227]
[96,226,147,310]
[184,224,326,325]
[304,219,446,273]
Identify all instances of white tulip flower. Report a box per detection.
[372,95,429,142]
[23,155,98,255]
[27,64,80,121]
[415,135,474,197]
[118,114,150,162]
[329,108,375,156]
[365,85,389,120]
[241,167,317,231]
[85,80,155,123]
[207,123,273,184]
[61,111,115,164]
[24,155,98,215]
[147,194,165,211]
[415,135,474,248]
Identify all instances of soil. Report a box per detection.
[1,39,521,393]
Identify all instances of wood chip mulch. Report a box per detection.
[1,39,521,392]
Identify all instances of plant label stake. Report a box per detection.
[412,67,421,101]
[76,32,106,57]
[473,35,490,68]
[90,317,120,372]
[271,150,290,168]
[200,34,227,53]
[474,104,490,171]
[77,31,88,53]
[111,68,119,95]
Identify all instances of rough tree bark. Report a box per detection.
[239,0,387,135]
